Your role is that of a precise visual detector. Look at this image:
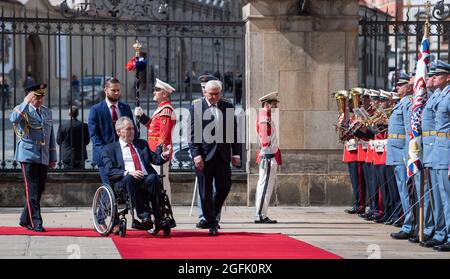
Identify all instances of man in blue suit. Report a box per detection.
[88,78,136,184]
[189,80,242,235]
[10,83,57,232]
[102,116,173,234]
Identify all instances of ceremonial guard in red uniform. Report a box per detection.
[254,92,281,224]
[135,78,176,202]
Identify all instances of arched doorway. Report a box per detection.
[25,35,43,83]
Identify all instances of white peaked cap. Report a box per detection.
[258,91,279,103]
[155,78,175,94]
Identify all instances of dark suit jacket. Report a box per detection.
[56,118,90,165]
[102,139,167,182]
[189,98,241,163]
[88,100,136,166]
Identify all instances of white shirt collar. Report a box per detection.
[205,98,216,107]
[119,138,130,149]
[105,98,118,108]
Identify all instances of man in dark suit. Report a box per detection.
[189,80,242,236]
[88,78,136,184]
[102,116,172,234]
[57,105,90,169]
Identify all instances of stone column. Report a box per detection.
[244,0,359,206]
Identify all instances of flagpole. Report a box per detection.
[419,0,431,243]
[133,40,142,137]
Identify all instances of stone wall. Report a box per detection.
[244,0,359,206]
[0,172,247,207]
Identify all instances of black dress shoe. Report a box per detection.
[132,218,153,230]
[255,217,277,224]
[356,208,366,215]
[196,220,209,229]
[209,225,219,236]
[32,224,46,232]
[408,236,420,243]
[391,231,411,240]
[392,221,403,228]
[19,221,33,230]
[345,208,358,214]
[421,239,444,248]
[433,242,450,251]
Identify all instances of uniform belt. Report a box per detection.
[22,139,45,146]
[422,131,437,137]
[388,134,406,139]
[436,132,450,138]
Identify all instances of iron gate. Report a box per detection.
[359,1,450,91]
[0,1,245,172]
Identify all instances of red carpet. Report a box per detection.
[0,226,341,259]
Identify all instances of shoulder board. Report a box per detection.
[220,97,232,104]
[160,108,174,117]
[192,98,202,104]
[153,104,174,117]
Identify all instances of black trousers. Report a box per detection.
[117,174,161,220]
[196,152,231,228]
[20,163,48,227]
[348,162,365,210]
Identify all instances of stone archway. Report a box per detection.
[25,34,43,83]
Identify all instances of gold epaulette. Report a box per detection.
[191,98,202,104]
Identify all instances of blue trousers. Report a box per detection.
[427,168,446,242]
[394,164,416,234]
[437,169,450,242]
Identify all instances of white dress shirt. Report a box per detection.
[105,98,121,119]
[119,139,148,176]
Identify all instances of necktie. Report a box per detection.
[127,143,142,171]
[111,104,118,123]
[36,108,41,118]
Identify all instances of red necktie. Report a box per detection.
[128,143,142,171]
[111,104,118,122]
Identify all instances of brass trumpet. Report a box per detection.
[332,90,348,141]
[350,87,364,110]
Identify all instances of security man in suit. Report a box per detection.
[88,78,136,184]
[134,78,177,202]
[56,105,90,169]
[189,79,242,235]
[420,61,447,248]
[389,73,416,239]
[10,83,57,232]
[255,92,281,223]
[429,61,450,251]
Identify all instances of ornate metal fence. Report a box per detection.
[359,1,450,90]
[0,1,245,172]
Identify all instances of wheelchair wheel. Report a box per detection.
[163,228,171,237]
[92,184,116,236]
[119,218,127,238]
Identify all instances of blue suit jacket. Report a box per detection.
[102,139,167,182]
[88,100,136,166]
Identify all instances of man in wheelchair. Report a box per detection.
[102,116,172,234]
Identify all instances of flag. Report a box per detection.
[407,35,430,177]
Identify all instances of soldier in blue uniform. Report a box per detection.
[420,61,447,248]
[9,83,56,232]
[388,73,416,238]
[429,61,450,251]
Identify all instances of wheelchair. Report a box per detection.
[91,174,176,238]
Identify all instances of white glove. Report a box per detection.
[135,107,144,117]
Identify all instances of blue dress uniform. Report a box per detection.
[9,83,56,232]
[422,86,447,245]
[431,82,450,251]
[404,94,434,241]
[387,93,416,236]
